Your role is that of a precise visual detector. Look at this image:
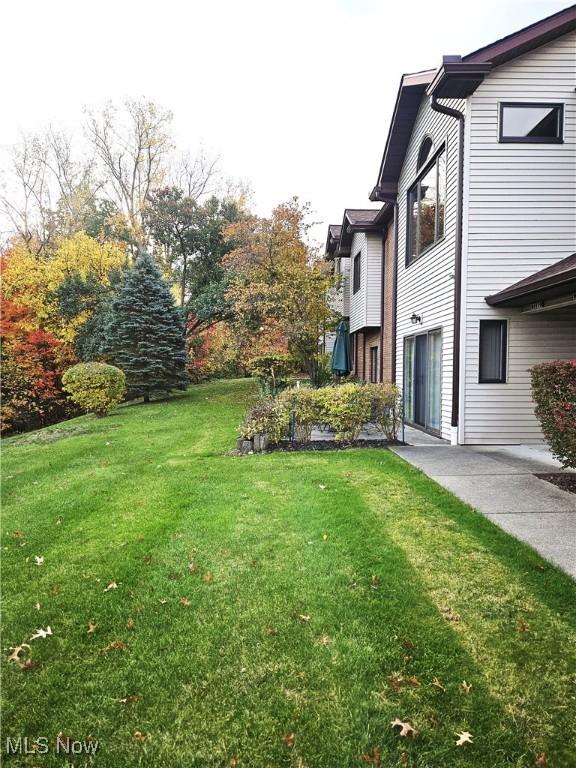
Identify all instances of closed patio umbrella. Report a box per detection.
[331,319,352,376]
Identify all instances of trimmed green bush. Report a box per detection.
[530,359,576,469]
[248,353,296,396]
[62,362,126,417]
[322,383,373,441]
[368,383,403,441]
[279,387,327,442]
[239,397,290,444]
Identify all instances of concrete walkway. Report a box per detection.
[390,442,576,578]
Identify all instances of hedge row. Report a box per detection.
[239,382,402,444]
[531,359,576,469]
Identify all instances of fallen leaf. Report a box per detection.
[20,658,37,671]
[401,639,415,649]
[319,484,326,490]
[407,675,420,687]
[400,752,408,766]
[56,516,62,525]
[389,673,405,693]
[518,621,530,633]
[118,695,139,704]
[51,584,60,595]
[282,733,295,748]
[361,745,381,765]
[265,625,277,636]
[371,575,381,590]
[455,731,473,746]
[126,618,135,630]
[87,622,97,635]
[297,614,310,623]
[535,753,547,767]
[133,731,148,742]
[159,599,168,605]
[14,530,25,539]
[104,640,128,652]
[136,536,145,542]
[34,556,45,566]
[441,606,461,623]
[179,597,191,608]
[462,680,472,694]
[8,643,31,664]
[202,571,214,583]
[104,581,118,592]
[318,634,332,646]
[143,556,152,565]
[229,758,238,767]
[431,677,446,692]
[35,602,41,610]
[391,718,417,738]
[30,626,52,640]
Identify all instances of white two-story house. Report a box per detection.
[369,5,576,444]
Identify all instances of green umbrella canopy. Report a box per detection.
[331,320,352,375]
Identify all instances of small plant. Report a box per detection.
[531,359,576,468]
[248,353,296,396]
[279,387,327,442]
[323,383,372,441]
[62,362,126,417]
[368,383,403,441]
[239,397,289,444]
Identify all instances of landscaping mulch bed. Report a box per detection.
[267,439,402,452]
[535,472,576,495]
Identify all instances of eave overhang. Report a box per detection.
[426,56,492,99]
[485,254,576,308]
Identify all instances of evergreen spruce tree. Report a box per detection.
[107,252,188,401]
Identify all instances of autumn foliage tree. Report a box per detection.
[223,198,337,384]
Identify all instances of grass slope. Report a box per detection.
[2,379,576,767]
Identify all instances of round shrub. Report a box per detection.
[239,397,290,444]
[531,359,576,469]
[62,362,126,417]
[323,383,372,441]
[279,387,327,442]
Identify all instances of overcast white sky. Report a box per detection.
[1,0,570,244]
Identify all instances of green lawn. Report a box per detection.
[2,379,575,767]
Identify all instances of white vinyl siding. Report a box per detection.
[349,232,382,332]
[461,31,576,444]
[396,96,464,440]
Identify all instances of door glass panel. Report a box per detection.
[414,335,428,427]
[427,330,441,432]
[403,338,414,423]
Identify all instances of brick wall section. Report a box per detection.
[381,223,395,383]
[353,332,364,379]
[364,330,380,382]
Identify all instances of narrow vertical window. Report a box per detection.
[479,320,507,383]
[370,346,378,383]
[407,144,446,264]
[353,252,361,294]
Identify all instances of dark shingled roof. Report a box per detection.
[486,253,576,307]
[345,209,381,227]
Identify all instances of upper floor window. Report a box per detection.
[417,136,434,169]
[499,103,563,143]
[407,146,446,265]
[353,252,361,294]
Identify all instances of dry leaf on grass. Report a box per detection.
[265,625,277,636]
[431,677,446,692]
[118,695,139,704]
[282,733,295,747]
[8,644,31,665]
[14,530,25,539]
[202,571,214,583]
[318,634,332,646]
[126,618,135,630]
[229,757,238,766]
[518,621,530,632]
[56,516,62,525]
[87,622,97,635]
[143,556,152,565]
[104,581,119,592]
[462,680,472,694]
[455,731,473,746]
[30,626,52,640]
[361,745,381,765]
[103,640,128,652]
[159,599,168,605]
[133,731,148,742]
[179,597,191,608]
[391,719,418,738]
[535,753,547,767]
[371,576,381,590]
[188,561,197,574]
[34,556,45,566]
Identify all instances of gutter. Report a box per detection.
[429,94,464,431]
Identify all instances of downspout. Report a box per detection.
[429,94,464,432]
[379,234,385,383]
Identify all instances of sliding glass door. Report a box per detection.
[403,329,442,434]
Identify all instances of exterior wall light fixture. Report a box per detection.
[410,313,422,325]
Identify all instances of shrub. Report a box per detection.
[322,383,373,441]
[62,362,126,417]
[239,397,289,444]
[279,387,327,442]
[530,359,576,469]
[248,353,296,396]
[368,383,403,441]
